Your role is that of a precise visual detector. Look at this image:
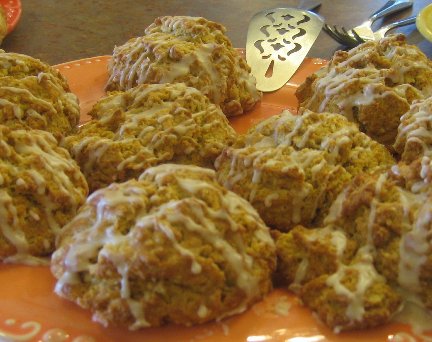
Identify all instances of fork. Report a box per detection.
[350,15,417,44]
[323,0,413,47]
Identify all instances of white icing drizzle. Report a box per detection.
[398,199,431,291]
[217,109,391,230]
[327,247,385,330]
[302,36,432,130]
[68,83,233,179]
[0,128,87,264]
[54,164,274,330]
[395,97,432,161]
[107,16,260,115]
[0,190,28,254]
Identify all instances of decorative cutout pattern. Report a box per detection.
[253,11,310,62]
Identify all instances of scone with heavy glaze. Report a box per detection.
[296,34,432,146]
[0,125,88,264]
[275,225,403,332]
[394,96,432,163]
[300,252,402,332]
[0,51,80,138]
[63,83,237,192]
[51,164,276,329]
[215,110,394,231]
[106,16,261,117]
[273,159,432,332]
[275,157,432,331]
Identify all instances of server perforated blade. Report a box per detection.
[246,8,323,92]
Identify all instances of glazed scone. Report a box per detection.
[106,16,261,117]
[273,163,432,331]
[296,34,432,146]
[0,51,80,138]
[51,164,276,329]
[275,225,403,331]
[394,96,432,163]
[215,110,394,231]
[273,226,358,290]
[300,254,402,332]
[324,166,432,312]
[0,51,71,86]
[0,125,88,264]
[63,83,237,192]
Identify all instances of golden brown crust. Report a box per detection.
[394,97,432,163]
[63,83,237,192]
[296,35,432,146]
[274,154,432,331]
[106,16,261,117]
[215,110,394,231]
[0,51,80,138]
[300,269,402,331]
[0,125,88,263]
[51,164,276,329]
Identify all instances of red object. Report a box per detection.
[0,0,22,33]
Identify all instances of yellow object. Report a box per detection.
[417,3,432,42]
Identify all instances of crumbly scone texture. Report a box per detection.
[0,125,88,263]
[296,34,432,146]
[274,158,432,331]
[215,109,394,231]
[51,164,276,329]
[394,96,432,163]
[0,51,80,138]
[63,83,237,192]
[106,16,261,117]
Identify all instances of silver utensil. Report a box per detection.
[352,15,417,42]
[246,7,323,92]
[324,0,413,47]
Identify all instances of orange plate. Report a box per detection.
[0,0,21,34]
[0,56,426,342]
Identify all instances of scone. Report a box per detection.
[310,163,431,331]
[0,125,88,264]
[296,34,432,146]
[394,96,432,163]
[51,164,276,329]
[0,51,80,138]
[106,16,261,117]
[275,225,403,332]
[215,110,395,231]
[300,255,402,332]
[63,83,237,192]
[274,160,432,331]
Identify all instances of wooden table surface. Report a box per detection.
[2,0,431,65]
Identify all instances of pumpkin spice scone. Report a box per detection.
[215,109,394,231]
[296,34,432,146]
[106,16,261,117]
[274,158,432,332]
[394,96,432,163]
[0,125,88,264]
[63,83,237,192]
[274,225,403,332]
[51,164,276,330]
[0,51,80,138]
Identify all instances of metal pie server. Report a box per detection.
[246,5,323,92]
